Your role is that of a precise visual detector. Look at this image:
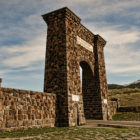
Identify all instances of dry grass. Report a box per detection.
[0,127,140,140]
[112,112,140,121]
[108,88,140,107]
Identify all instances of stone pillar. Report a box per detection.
[42,7,86,126]
[42,7,71,126]
[94,35,108,120]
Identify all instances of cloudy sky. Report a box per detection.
[0,0,140,91]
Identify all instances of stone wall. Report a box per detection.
[0,87,56,129]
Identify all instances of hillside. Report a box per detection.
[108,84,124,89]
[108,88,140,121]
[108,88,140,107]
[108,80,140,89]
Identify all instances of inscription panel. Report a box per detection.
[77,36,93,52]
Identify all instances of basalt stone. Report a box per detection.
[43,7,108,126]
[0,87,56,129]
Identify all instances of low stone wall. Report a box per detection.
[107,101,118,120]
[0,87,56,130]
[107,99,140,120]
[118,106,140,112]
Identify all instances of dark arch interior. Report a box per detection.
[80,61,102,120]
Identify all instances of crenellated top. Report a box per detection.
[42,7,81,24]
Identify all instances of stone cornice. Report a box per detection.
[42,7,81,24]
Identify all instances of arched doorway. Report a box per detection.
[80,61,103,120]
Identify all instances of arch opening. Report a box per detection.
[80,61,102,120]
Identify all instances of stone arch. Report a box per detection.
[43,7,108,126]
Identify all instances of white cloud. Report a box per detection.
[1,36,46,68]
[60,0,140,20]
[102,30,140,45]
[84,23,140,75]
[105,43,140,74]
[86,23,140,45]
[107,47,140,75]
[0,69,11,75]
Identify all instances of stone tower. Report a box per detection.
[42,7,108,126]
